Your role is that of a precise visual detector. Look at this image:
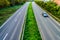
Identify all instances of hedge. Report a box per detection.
[35,1,60,20]
[0,0,26,8]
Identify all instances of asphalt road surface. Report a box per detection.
[0,2,60,40]
[32,2,60,40]
[0,2,29,40]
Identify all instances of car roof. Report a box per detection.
[44,13,46,14]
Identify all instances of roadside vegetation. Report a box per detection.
[0,0,27,26]
[0,0,26,9]
[0,5,22,26]
[35,1,60,23]
[23,3,42,40]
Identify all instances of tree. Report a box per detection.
[0,0,10,8]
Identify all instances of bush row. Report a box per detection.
[35,1,60,19]
[0,0,26,8]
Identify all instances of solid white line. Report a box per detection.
[47,13,60,26]
[3,33,8,40]
[9,3,27,40]
[32,2,55,40]
[0,3,26,29]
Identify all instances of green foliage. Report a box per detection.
[35,1,60,19]
[0,0,26,8]
[15,0,21,4]
[0,5,21,26]
[23,3,42,40]
[0,0,10,7]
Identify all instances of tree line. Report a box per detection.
[0,0,27,8]
[35,1,60,19]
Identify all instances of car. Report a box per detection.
[42,12,48,17]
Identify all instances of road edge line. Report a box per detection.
[0,3,27,29]
[19,2,30,40]
[35,2,60,26]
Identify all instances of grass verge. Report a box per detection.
[0,5,22,26]
[23,3,42,40]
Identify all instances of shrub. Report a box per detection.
[35,1,60,19]
[0,0,10,8]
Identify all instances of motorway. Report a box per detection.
[0,2,29,40]
[32,2,60,40]
[0,2,60,40]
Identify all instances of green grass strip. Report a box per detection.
[0,5,22,26]
[23,3,42,40]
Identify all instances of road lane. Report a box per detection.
[32,2,60,40]
[0,2,30,40]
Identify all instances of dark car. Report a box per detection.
[42,12,48,17]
